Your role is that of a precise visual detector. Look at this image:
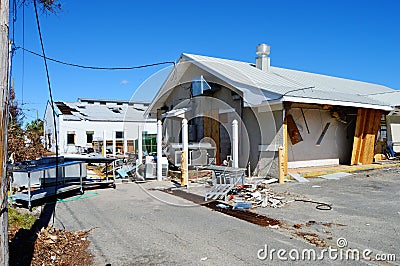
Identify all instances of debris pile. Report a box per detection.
[9,225,94,266]
[33,227,94,265]
[226,183,296,209]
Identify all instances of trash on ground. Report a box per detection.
[233,202,252,210]
[261,178,278,184]
[288,173,309,182]
[216,203,229,209]
[222,181,304,209]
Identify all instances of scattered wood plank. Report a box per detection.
[288,173,309,182]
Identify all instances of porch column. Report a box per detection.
[157,120,162,181]
[123,130,128,156]
[232,119,239,168]
[102,130,106,156]
[138,125,143,165]
[112,130,116,156]
[181,119,189,186]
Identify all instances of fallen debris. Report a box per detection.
[294,232,327,247]
[9,225,94,266]
[233,202,252,210]
[261,178,278,184]
[293,224,302,229]
[226,183,300,209]
[288,173,309,183]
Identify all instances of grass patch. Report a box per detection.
[8,207,36,229]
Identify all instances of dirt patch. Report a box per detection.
[293,224,302,229]
[304,221,346,227]
[293,232,327,247]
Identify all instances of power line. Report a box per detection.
[21,2,25,105]
[15,45,176,70]
[33,0,59,224]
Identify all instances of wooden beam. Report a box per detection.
[0,0,10,263]
[283,112,288,175]
[361,110,382,164]
[278,147,285,184]
[351,108,367,165]
[351,108,383,165]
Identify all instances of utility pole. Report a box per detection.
[0,0,10,264]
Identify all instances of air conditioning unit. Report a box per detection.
[145,163,156,179]
[160,157,169,178]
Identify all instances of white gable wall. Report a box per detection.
[57,120,156,154]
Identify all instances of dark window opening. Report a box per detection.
[67,133,75,145]
[116,131,124,139]
[86,131,94,143]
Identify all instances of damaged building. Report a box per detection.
[146,44,397,177]
[44,98,157,155]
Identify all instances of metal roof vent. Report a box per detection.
[256,44,270,71]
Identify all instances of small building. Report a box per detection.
[44,98,157,156]
[146,44,397,177]
[367,91,400,154]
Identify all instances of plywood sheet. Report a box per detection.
[351,108,382,165]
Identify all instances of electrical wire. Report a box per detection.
[272,86,316,101]
[33,0,59,224]
[15,45,176,70]
[294,199,332,210]
[21,2,25,105]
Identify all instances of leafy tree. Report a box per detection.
[26,119,44,135]
[7,89,46,162]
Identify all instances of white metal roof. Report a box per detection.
[366,91,400,107]
[179,53,395,110]
[55,100,152,122]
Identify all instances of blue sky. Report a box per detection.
[9,0,400,122]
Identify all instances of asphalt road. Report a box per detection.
[53,168,400,265]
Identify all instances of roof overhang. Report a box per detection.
[282,96,393,111]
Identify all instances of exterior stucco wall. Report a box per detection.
[244,108,283,177]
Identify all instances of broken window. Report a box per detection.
[67,132,75,145]
[86,131,94,144]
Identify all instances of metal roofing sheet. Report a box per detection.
[367,91,400,107]
[181,53,396,108]
[59,102,150,122]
